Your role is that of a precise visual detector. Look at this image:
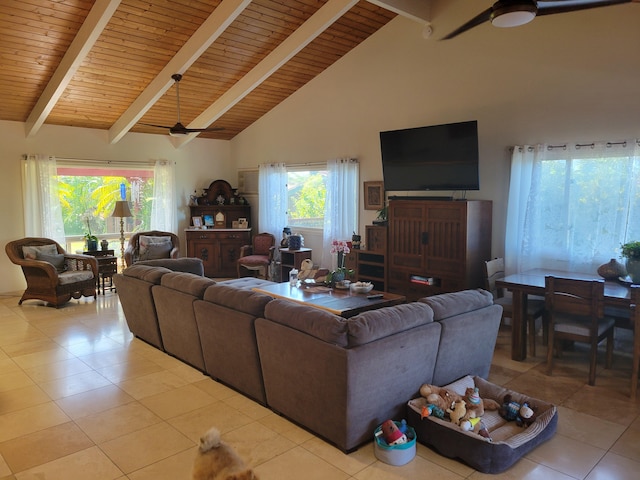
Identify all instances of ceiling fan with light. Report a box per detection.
[140,74,224,137]
[443,0,634,40]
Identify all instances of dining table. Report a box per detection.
[496,268,632,361]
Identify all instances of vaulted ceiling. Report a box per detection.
[3,0,432,143]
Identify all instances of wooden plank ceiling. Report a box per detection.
[1,0,400,142]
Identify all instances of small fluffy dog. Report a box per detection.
[192,427,258,480]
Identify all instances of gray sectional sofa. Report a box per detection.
[113,259,502,452]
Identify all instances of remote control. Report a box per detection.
[367,294,384,299]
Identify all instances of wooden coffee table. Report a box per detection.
[252,282,406,318]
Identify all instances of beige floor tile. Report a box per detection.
[0,402,70,443]
[0,454,11,478]
[258,412,315,445]
[504,368,583,406]
[0,385,51,416]
[468,457,576,479]
[221,392,272,420]
[585,451,640,480]
[563,385,640,426]
[0,371,35,394]
[192,377,240,400]
[610,420,640,460]
[22,357,93,384]
[168,401,255,444]
[95,357,165,383]
[556,405,627,450]
[55,384,135,419]
[256,446,351,480]
[525,433,606,478]
[62,337,125,357]
[10,348,75,370]
[79,347,148,370]
[353,451,465,480]
[14,446,122,480]
[126,448,197,480]
[0,358,20,376]
[415,442,474,478]
[117,370,190,400]
[222,421,296,467]
[99,423,194,474]
[75,402,162,444]
[0,422,94,473]
[302,436,376,477]
[38,370,112,400]
[0,338,56,357]
[139,384,217,419]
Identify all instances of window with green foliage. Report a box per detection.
[287,169,327,229]
[57,165,154,248]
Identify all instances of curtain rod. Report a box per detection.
[23,155,160,167]
[510,139,639,152]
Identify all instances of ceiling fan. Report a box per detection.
[443,0,634,40]
[140,73,224,137]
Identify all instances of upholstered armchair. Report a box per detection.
[5,237,98,307]
[124,230,180,267]
[237,232,276,280]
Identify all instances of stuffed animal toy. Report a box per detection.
[419,383,463,412]
[446,399,467,426]
[420,403,445,420]
[462,386,500,420]
[380,419,407,445]
[499,394,536,427]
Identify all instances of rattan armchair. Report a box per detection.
[5,237,98,307]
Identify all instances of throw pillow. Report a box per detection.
[36,252,67,273]
[22,244,58,260]
[138,235,172,260]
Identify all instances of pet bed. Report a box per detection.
[407,375,557,474]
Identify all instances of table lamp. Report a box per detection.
[110,200,132,269]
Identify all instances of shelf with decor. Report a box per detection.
[345,226,387,291]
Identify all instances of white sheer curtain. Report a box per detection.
[322,158,359,268]
[505,141,640,275]
[22,154,66,245]
[150,159,177,232]
[258,162,288,237]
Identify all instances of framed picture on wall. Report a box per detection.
[364,181,384,210]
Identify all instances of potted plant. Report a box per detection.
[327,240,354,286]
[373,205,388,226]
[620,240,640,283]
[84,216,98,251]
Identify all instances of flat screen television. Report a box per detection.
[380,120,479,191]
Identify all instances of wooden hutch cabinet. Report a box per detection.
[387,198,491,301]
[345,225,388,291]
[186,180,251,278]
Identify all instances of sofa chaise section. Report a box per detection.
[194,284,273,404]
[255,300,441,452]
[152,272,216,370]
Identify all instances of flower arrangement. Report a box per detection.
[83,214,98,250]
[327,240,354,284]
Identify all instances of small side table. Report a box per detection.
[279,247,312,282]
[83,250,118,294]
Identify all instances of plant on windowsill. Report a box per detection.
[84,216,99,251]
[621,241,640,283]
[326,239,354,286]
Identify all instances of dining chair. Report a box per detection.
[630,285,640,399]
[484,258,546,356]
[545,276,615,386]
[237,232,276,280]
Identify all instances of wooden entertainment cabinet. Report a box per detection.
[387,198,492,301]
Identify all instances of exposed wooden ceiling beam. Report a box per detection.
[367,0,431,23]
[24,0,121,138]
[108,0,252,144]
[174,0,359,148]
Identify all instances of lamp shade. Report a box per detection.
[111,200,133,218]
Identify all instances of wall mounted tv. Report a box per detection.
[380,120,479,191]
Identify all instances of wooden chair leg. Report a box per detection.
[528,316,536,357]
[546,328,555,376]
[605,330,614,370]
[588,340,598,386]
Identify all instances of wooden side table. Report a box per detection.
[279,247,312,282]
[83,250,118,294]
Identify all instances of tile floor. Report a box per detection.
[0,292,639,480]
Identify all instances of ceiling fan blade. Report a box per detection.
[182,127,226,133]
[442,7,493,40]
[139,123,172,129]
[536,0,632,16]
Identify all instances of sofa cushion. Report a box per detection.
[22,244,58,260]
[347,302,434,347]
[36,252,67,272]
[139,235,173,260]
[136,258,204,275]
[160,272,215,297]
[203,284,272,317]
[123,264,172,283]
[58,270,94,285]
[419,289,494,320]
[263,299,348,347]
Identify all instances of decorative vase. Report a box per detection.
[332,271,345,284]
[288,234,302,250]
[86,239,98,251]
[625,258,640,284]
[100,239,109,251]
[597,258,627,280]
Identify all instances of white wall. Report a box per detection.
[231,5,640,261]
[0,120,232,294]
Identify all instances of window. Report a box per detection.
[286,167,327,229]
[56,163,154,252]
[506,141,640,274]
